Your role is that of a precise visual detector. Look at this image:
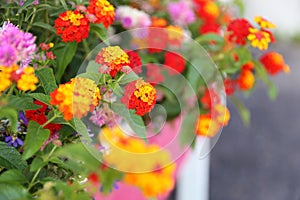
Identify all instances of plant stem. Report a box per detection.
[27,145,58,191]
[26,7,37,32]
[42,113,59,128]
[82,39,90,56]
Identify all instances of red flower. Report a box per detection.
[260,52,290,75]
[197,1,220,22]
[199,21,220,34]
[26,100,62,134]
[201,88,221,109]
[147,29,168,53]
[125,50,142,74]
[121,80,156,116]
[164,52,186,75]
[87,0,115,28]
[54,10,90,43]
[224,79,235,96]
[227,18,253,45]
[146,64,164,85]
[236,69,255,90]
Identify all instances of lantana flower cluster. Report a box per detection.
[54,0,115,43]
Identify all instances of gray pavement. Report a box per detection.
[210,43,300,200]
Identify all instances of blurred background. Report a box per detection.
[210,0,300,199]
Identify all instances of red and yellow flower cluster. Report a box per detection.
[121,80,156,116]
[54,0,115,43]
[54,10,90,43]
[88,0,115,28]
[99,126,175,197]
[0,65,38,95]
[50,77,100,120]
[95,46,130,77]
[197,88,230,137]
[227,16,276,50]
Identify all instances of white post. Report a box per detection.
[176,137,210,200]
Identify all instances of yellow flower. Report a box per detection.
[247,28,271,50]
[254,16,276,29]
[0,66,13,95]
[17,67,39,92]
[99,126,176,197]
[50,77,100,120]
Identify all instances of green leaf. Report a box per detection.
[0,142,27,171]
[0,108,18,132]
[59,0,68,10]
[195,33,225,44]
[28,93,51,105]
[18,0,35,13]
[0,170,28,184]
[90,24,109,44]
[54,42,78,82]
[0,184,30,200]
[118,72,139,85]
[230,96,250,126]
[267,82,278,100]
[8,95,41,110]
[110,82,123,97]
[234,47,252,66]
[32,21,56,33]
[111,103,147,140]
[86,60,99,73]
[36,68,57,94]
[55,143,101,171]
[23,121,50,160]
[76,72,101,83]
[72,118,92,144]
[30,157,46,172]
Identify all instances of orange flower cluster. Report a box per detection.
[121,80,156,116]
[100,127,175,197]
[195,0,222,34]
[50,77,100,120]
[54,10,90,43]
[196,104,230,137]
[95,46,130,77]
[88,0,115,28]
[0,65,38,95]
[260,52,290,75]
[236,62,255,90]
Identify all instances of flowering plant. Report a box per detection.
[0,0,289,199]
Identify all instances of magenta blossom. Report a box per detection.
[167,0,195,26]
[0,21,37,67]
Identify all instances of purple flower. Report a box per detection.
[19,0,39,6]
[90,108,120,128]
[0,21,37,67]
[18,112,28,126]
[116,6,151,29]
[5,135,24,148]
[167,1,195,26]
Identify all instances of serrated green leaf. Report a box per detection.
[0,170,28,184]
[55,143,101,171]
[54,42,78,82]
[8,95,41,110]
[0,184,30,200]
[23,121,50,160]
[118,72,139,85]
[110,82,123,97]
[0,142,27,171]
[36,68,57,94]
[111,103,147,140]
[77,72,101,83]
[28,93,51,105]
[0,108,18,132]
[32,21,56,33]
